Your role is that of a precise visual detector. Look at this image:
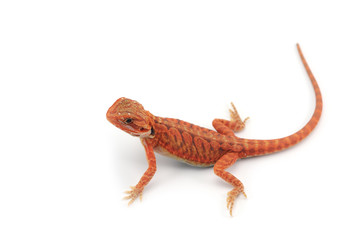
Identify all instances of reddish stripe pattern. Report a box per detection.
[108,44,322,215]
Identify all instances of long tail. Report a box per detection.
[242,44,323,157]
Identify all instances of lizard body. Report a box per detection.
[106,44,322,215]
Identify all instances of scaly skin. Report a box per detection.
[106,44,322,216]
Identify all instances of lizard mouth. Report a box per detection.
[129,128,154,138]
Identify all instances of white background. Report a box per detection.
[1,1,361,239]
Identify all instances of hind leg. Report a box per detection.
[214,152,247,216]
[213,102,249,136]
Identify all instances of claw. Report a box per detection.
[243,116,250,123]
[226,188,247,216]
[229,102,239,121]
[229,102,249,129]
[123,186,143,205]
[226,192,236,216]
[242,191,247,198]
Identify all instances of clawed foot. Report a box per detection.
[230,102,249,130]
[226,188,247,216]
[124,186,143,205]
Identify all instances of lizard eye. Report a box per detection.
[124,118,133,124]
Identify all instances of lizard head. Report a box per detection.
[106,97,155,138]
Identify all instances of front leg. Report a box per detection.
[124,139,157,205]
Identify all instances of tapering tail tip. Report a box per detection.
[244,43,322,157]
